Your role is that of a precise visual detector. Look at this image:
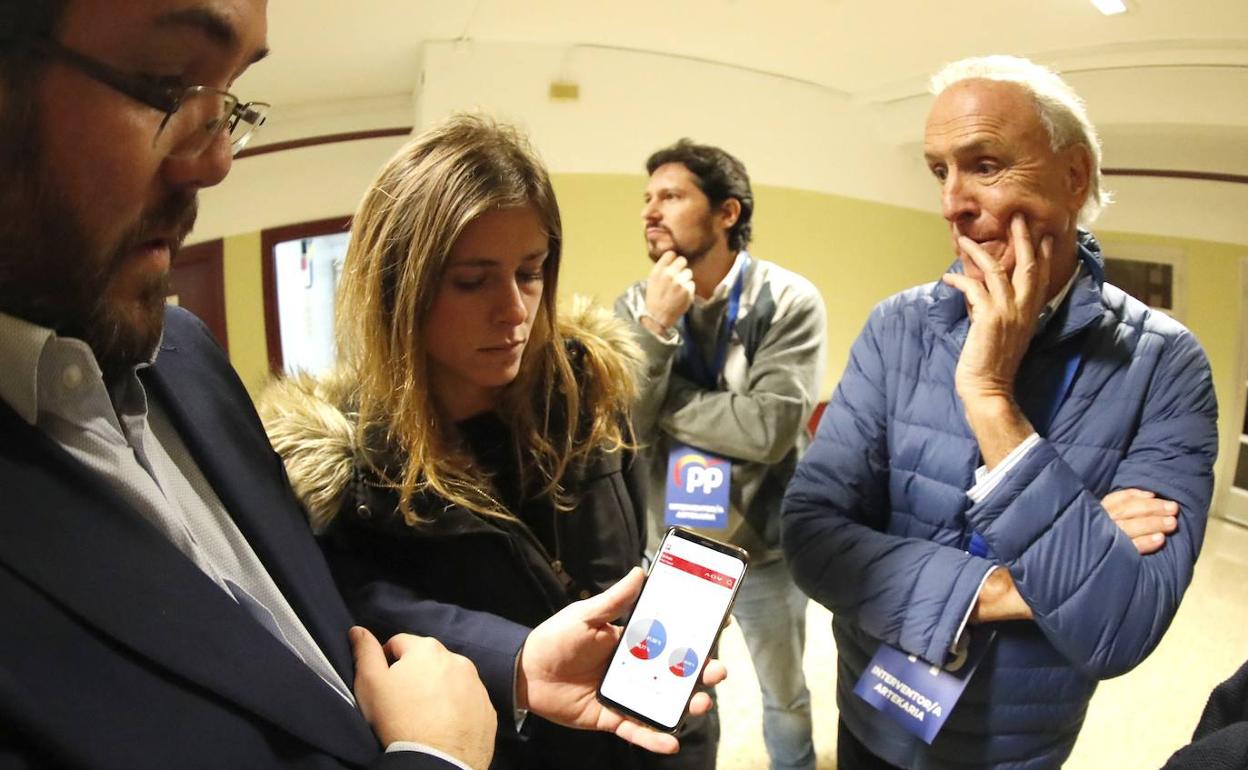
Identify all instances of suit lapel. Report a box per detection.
[0,367,378,764]
[141,333,359,685]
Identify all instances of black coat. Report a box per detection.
[1163,658,1248,769]
[319,411,663,770]
[327,411,648,626]
[262,318,719,770]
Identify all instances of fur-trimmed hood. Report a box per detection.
[256,299,642,533]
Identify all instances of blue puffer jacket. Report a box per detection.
[783,237,1218,769]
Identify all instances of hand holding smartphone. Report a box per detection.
[597,527,748,732]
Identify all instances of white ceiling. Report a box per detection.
[241,0,1248,173]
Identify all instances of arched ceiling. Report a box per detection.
[239,0,1248,174]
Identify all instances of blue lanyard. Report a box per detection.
[1037,350,1082,437]
[677,255,751,390]
[967,348,1082,558]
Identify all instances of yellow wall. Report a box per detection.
[553,174,1247,488]
[222,171,1246,484]
[1091,230,1246,500]
[554,174,951,394]
[222,230,271,396]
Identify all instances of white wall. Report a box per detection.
[192,40,1248,248]
[414,40,931,211]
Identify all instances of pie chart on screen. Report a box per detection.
[668,647,699,678]
[625,618,667,660]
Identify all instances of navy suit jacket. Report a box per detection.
[0,308,526,769]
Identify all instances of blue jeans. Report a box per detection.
[732,558,816,770]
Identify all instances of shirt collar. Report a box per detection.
[0,310,157,426]
[1035,261,1083,336]
[0,311,61,425]
[1046,262,1081,315]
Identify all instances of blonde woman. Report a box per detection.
[260,116,716,770]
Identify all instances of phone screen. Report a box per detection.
[598,528,747,731]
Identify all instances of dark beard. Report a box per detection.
[646,215,719,264]
[0,81,196,381]
[72,193,196,380]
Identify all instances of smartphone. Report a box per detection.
[597,526,749,732]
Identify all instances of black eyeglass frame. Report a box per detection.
[26,38,269,155]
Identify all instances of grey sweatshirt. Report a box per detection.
[615,252,827,564]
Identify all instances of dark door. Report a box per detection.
[169,239,228,353]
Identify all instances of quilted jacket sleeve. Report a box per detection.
[964,327,1217,678]
[782,306,996,666]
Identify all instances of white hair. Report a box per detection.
[930,55,1111,225]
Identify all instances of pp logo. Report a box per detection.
[673,454,726,495]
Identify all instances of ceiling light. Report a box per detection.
[1090,0,1127,14]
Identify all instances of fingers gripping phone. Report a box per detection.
[597,527,748,732]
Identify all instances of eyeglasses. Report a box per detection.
[30,39,269,158]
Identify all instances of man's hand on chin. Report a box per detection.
[642,251,695,336]
[942,213,1053,469]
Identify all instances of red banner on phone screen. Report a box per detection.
[659,551,737,589]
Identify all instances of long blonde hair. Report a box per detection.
[336,114,631,523]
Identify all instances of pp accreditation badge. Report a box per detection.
[664,443,730,529]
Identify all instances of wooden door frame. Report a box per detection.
[172,238,227,352]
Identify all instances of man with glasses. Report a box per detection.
[0,2,721,768]
[27,35,270,155]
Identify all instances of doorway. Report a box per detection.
[1218,256,1248,527]
[169,239,228,352]
[260,217,351,376]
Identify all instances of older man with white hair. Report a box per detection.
[782,55,1218,769]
